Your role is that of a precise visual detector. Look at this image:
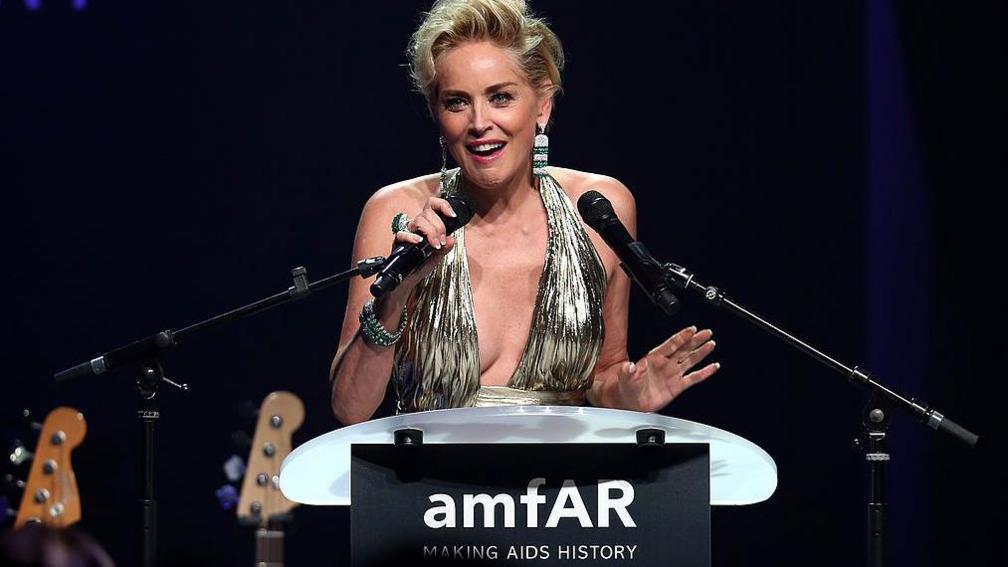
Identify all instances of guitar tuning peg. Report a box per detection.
[230,430,252,449]
[214,484,239,511]
[222,454,246,483]
[237,400,260,421]
[3,473,26,490]
[8,440,33,466]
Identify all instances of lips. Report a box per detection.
[465,140,507,162]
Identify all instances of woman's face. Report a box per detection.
[434,41,551,191]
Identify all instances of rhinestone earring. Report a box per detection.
[532,124,549,176]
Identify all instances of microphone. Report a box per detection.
[577,190,680,316]
[370,195,474,298]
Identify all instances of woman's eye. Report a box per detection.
[490,92,514,104]
[443,97,467,111]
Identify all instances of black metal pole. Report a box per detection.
[53,260,384,567]
[137,363,161,567]
[861,399,890,567]
[868,448,887,567]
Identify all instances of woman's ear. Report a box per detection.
[537,81,555,127]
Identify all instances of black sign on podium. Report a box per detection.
[351,443,710,566]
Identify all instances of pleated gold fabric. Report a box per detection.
[473,386,587,407]
[392,169,607,412]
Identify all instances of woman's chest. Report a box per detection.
[464,228,547,375]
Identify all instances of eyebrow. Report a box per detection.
[440,82,519,98]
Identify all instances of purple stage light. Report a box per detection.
[15,0,88,11]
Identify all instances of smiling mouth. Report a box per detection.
[466,142,506,157]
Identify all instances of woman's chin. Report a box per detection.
[460,162,521,191]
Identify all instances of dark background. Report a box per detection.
[1,1,1004,565]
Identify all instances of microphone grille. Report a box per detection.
[577,190,614,228]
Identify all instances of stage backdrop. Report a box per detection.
[1,1,1004,565]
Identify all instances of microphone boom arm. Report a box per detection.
[658,260,978,447]
[53,256,386,383]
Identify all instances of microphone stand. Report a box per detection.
[653,259,978,567]
[52,257,385,567]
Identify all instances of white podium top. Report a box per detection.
[279,406,776,506]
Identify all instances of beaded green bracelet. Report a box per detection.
[359,298,408,347]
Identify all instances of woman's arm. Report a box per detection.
[585,177,719,411]
[329,186,413,425]
[330,180,459,424]
[585,177,635,409]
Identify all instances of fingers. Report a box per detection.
[676,338,716,371]
[653,326,712,358]
[681,362,720,389]
[683,328,713,355]
[653,326,696,357]
[394,230,424,246]
[396,229,455,256]
[409,197,457,249]
[428,197,457,219]
[409,214,446,249]
[647,326,717,391]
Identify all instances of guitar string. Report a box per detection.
[259,415,274,561]
[271,424,280,561]
[271,419,290,562]
[58,440,67,527]
[266,421,272,558]
[45,432,60,527]
[47,442,56,526]
[254,405,291,562]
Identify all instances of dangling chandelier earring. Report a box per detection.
[532,123,549,177]
[438,135,449,194]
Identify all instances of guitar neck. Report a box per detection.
[254,526,284,567]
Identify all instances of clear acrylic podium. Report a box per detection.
[278,406,776,506]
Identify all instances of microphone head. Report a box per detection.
[444,194,475,233]
[577,190,615,229]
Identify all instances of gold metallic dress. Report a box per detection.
[392,169,607,412]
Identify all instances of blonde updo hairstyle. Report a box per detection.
[408,0,564,119]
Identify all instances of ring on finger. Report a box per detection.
[391,212,411,234]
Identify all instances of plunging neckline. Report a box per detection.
[393,168,607,412]
[460,185,552,388]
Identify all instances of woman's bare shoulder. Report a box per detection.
[548,166,636,215]
[362,173,442,217]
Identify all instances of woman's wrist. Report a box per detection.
[359,296,408,348]
[589,365,620,410]
[374,286,409,322]
[603,362,637,411]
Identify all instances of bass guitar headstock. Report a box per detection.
[14,407,86,528]
[236,392,304,527]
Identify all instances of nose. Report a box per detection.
[468,101,492,136]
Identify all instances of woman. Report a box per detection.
[330,0,718,424]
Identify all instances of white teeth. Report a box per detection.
[471,143,504,152]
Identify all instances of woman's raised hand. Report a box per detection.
[613,326,719,412]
